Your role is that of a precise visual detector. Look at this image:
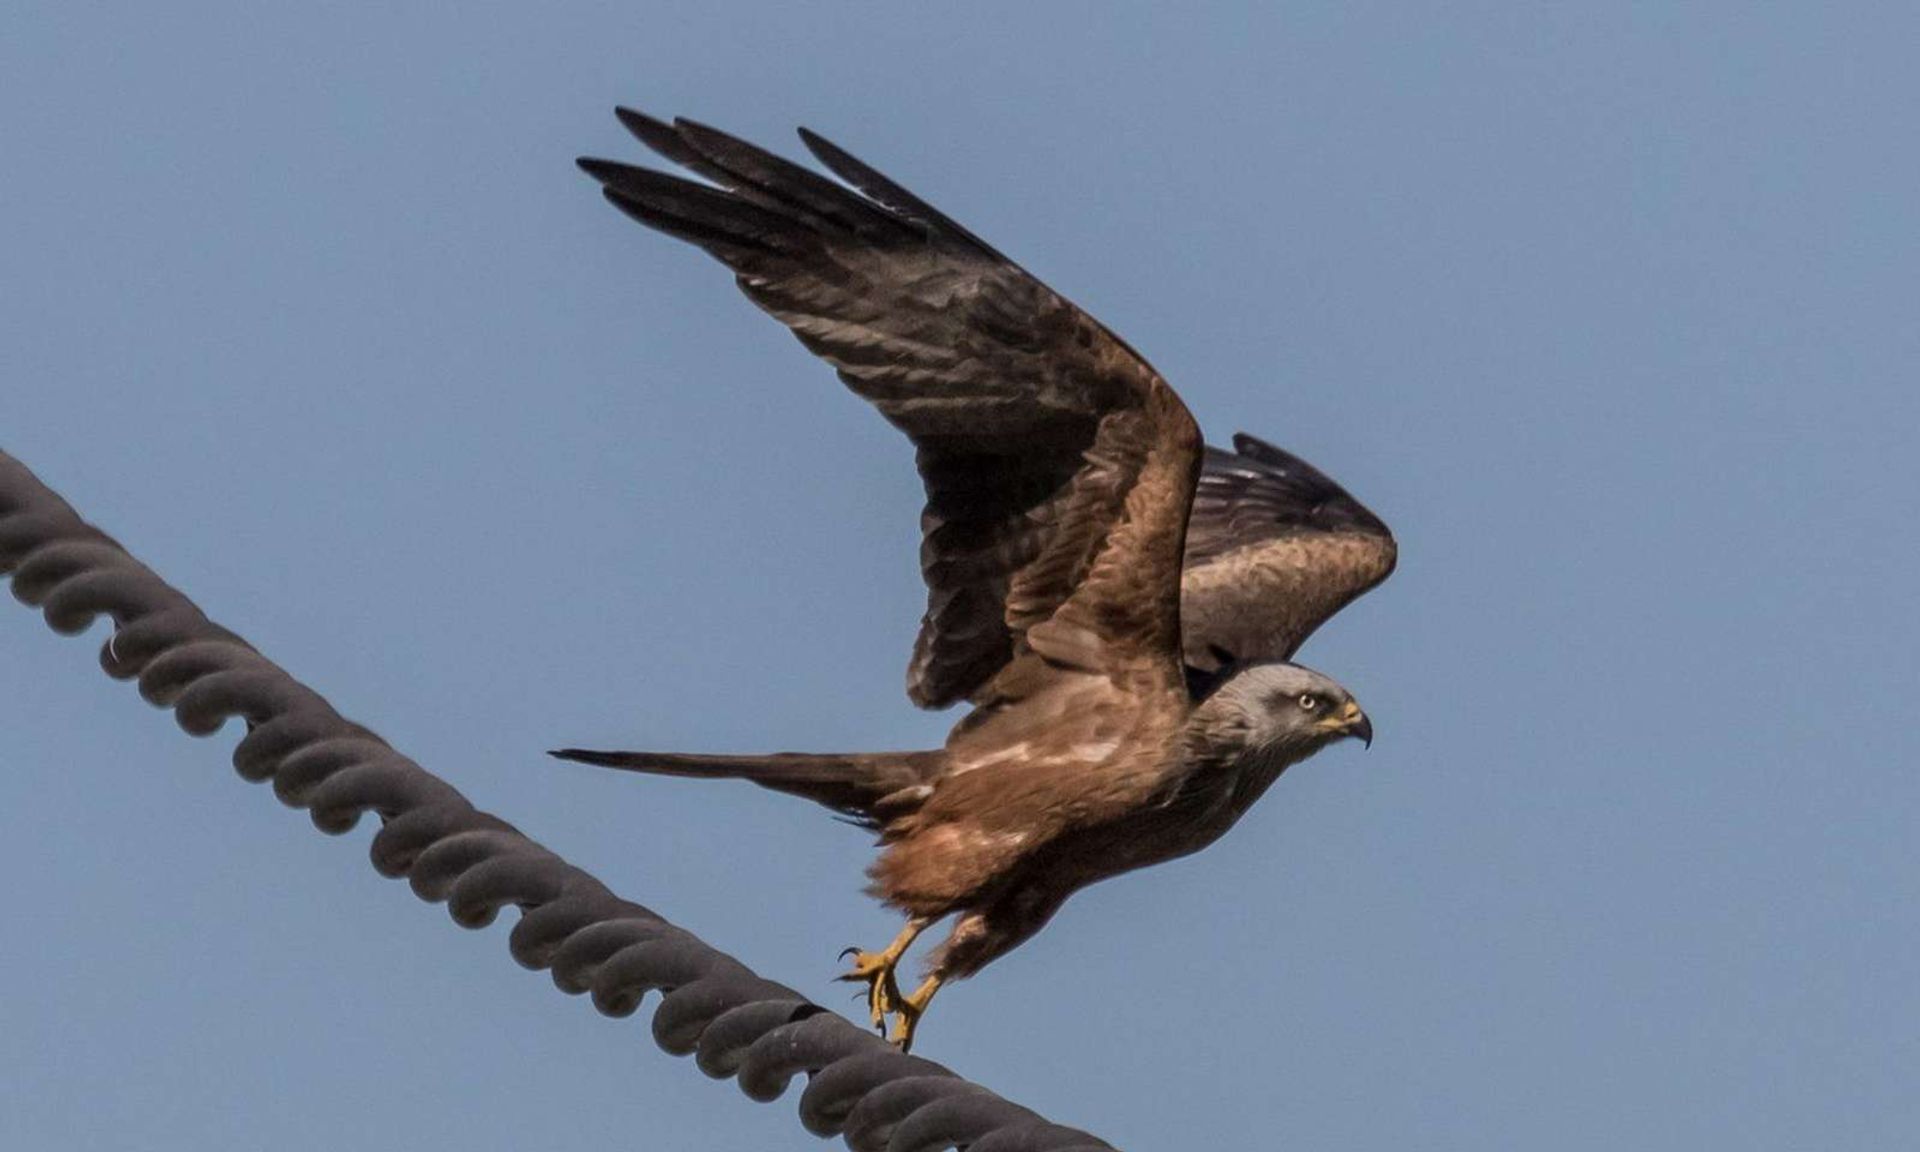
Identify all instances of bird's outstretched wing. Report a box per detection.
[1180,433,1395,676]
[580,110,1202,709]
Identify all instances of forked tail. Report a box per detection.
[548,747,942,826]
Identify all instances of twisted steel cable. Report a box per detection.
[0,449,1118,1152]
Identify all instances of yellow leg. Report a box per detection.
[835,917,929,1032]
[889,974,944,1053]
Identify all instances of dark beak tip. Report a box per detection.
[1353,715,1374,749]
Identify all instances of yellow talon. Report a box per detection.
[888,975,943,1053]
[833,917,929,1033]
[836,947,904,1029]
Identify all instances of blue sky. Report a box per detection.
[4,5,1916,1149]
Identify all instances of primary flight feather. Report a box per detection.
[558,109,1394,1050]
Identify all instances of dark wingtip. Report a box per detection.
[551,747,663,771]
[1221,431,1337,486]
[576,156,624,183]
[1230,431,1296,465]
[795,126,858,177]
[614,106,706,167]
[671,116,728,142]
[613,106,680,148]
[1190,430,1390,545]
[613,105,664,135]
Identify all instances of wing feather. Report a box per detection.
[581,111,1202,708]
[1180,433,1395,673]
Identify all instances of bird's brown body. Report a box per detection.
[559,110,1395,1048]
[872,660,1192,976]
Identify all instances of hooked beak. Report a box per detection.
[1336,700,1373,748]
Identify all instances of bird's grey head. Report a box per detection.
[1188,661,1372,761]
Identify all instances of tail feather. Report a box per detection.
[547,747,942,825]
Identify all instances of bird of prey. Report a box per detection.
[557,110,1395,1050]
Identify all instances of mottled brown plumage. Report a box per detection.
[558,111,1391,1049]
[1181,433,1397,677]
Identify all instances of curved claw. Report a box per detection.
[831,919,932,1037]
[888,975,943,1054]
[837,947,902,1029]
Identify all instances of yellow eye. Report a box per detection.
[1298,693,1318,711]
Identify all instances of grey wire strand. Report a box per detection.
[0,450,1118,1152]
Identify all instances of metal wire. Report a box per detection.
[0,449,1117,1152]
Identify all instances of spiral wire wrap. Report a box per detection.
[0,450,1117,1152]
